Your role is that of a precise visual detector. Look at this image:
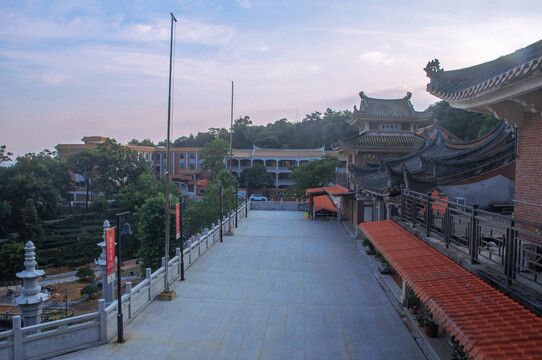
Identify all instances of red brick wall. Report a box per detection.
[514,112,542,224]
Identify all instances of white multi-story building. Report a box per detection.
[227,146,346,195]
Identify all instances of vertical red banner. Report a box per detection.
[175,203,180,240]
[106,228,115,284]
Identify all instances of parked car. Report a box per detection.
[249,194,268,201]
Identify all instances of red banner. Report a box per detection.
[106,228,115,284]
[175,203,180,240]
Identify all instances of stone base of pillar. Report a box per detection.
[157,290,176,301]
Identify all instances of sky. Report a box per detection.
[2,0,542,158]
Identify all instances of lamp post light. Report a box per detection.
[115,211,131,344]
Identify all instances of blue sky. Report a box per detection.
[2,0,542,157]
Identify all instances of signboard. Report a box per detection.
[175,203,180,240]
[106,227,115,284]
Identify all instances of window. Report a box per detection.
[75,174,85,188]
[179,153,184,159]
[189,153,195,159]
[189,164,195,169]
[199,189,205,195]
[179,163,184,169]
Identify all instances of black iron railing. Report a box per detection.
[400,190,542,289]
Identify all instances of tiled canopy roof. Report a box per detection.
[351,92,432,122]
[339,132,425,151]
[313,195,337,214]
[305,184,349,197]
[424,39,542,102]
[361,220,542,360]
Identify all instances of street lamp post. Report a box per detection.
[115,210,131,344]
[219,185,223,242]
[179,194,185,281]
[235,185,238,228]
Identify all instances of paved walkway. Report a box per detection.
[56,211,426,360]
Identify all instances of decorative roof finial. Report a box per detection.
[358,91,365,99]
[404,92,412,100]
[424,59,443,79]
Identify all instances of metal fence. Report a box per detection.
[401,190,542,288]
[250,200,307,211]
[0,202,250,360]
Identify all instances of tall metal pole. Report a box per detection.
[219,185,223,242]
[235,185,238,228]
[179,195,185,281]
[115,211,130,343]
[227,81,234,234]
[164,12,177,293]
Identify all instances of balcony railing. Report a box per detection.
[400,190,542,290]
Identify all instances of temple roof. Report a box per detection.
[353,121,515,196]
[339,131,425,151]
[424,39,542,104]
[349,92,432,123]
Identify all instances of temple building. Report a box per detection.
[424,39,542,226]
[333,91,431,227]
[350,120,515,222]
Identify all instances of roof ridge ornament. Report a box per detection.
[424,59,444,79]
[404,92,412,100]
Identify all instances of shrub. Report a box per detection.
[80,285,100,299]
[361,237,375,251]
[75,266,95,281]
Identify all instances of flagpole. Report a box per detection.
[163,12,177,294]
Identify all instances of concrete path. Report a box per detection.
[55,211,426,360]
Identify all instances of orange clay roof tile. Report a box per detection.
[360,220,542,360]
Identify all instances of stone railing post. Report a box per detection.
[98,299,107,341]
[13,315,22,359]
[125,282,132,319]
[146,268,152,300]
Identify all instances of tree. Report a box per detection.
[75,267,95,282]
[20,199,44,245]
[0,153,60,224]
[477,114,501,138]
[200,138,229,181]
[95,138,151,198]
[425,101,500,140]
[0,241,25,282]
[135,194,177,271]
[128,138,155,147]
[286,155,341,196]
[117,170,158,212]
[0,145,13,164]
[233,116,257,148]
[238,164,275,188]
[0,200,11,237]
[80,285,100,299]
[68,149,98,212]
